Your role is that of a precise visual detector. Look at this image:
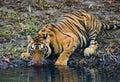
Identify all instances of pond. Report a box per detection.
[0,65,120,82]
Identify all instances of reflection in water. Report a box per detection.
[0,66,120,82]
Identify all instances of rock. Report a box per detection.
[9,59,28,68]
[2,61,9,69]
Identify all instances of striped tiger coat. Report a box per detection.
[27,10,120,65]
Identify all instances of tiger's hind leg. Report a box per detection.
[84,40,98,56]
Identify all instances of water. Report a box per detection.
[0,66,120,82]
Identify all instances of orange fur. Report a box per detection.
[21,52,30,59]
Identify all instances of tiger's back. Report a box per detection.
[53,10,102,48]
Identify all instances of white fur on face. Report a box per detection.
[31,44,36,50]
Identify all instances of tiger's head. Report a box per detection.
[27,35,52,65]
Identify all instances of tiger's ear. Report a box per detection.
[27,35,33,43]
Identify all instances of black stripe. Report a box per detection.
[101,23,106,30]
[54,24,64,33]
[116,24,120,29]
[34,44,40,45]
[79,20,86,29]
[63,19,81,40]
[72,11,88,18]
[64,15,86,29]
[89,33,97,40]
[50,43,55,54]
[102,23,111,30]
[51,23,72,38]
[60,20,79,38]
[105,24,111,30]
[109,25,114,30]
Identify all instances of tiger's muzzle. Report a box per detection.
[28,43,52,66]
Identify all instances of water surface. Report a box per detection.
[0,66,120,82]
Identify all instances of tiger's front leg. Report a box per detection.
[55,36,77,65]
[55,51,71,65]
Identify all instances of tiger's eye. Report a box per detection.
[43,34,48,39]
[39,44,44,50]
[31,45,36,50]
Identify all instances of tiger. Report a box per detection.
[26,9,120,65]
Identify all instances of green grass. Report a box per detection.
[0,11,43,57]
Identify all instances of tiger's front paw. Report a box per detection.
[55,60,67,65]
[21,52,31,59]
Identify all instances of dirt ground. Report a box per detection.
[0,0,120,64]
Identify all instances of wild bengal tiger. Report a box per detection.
[26,9,120,65]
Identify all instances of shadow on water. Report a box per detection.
[0,65,120,82]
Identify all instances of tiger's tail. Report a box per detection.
[102,23,120,30]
